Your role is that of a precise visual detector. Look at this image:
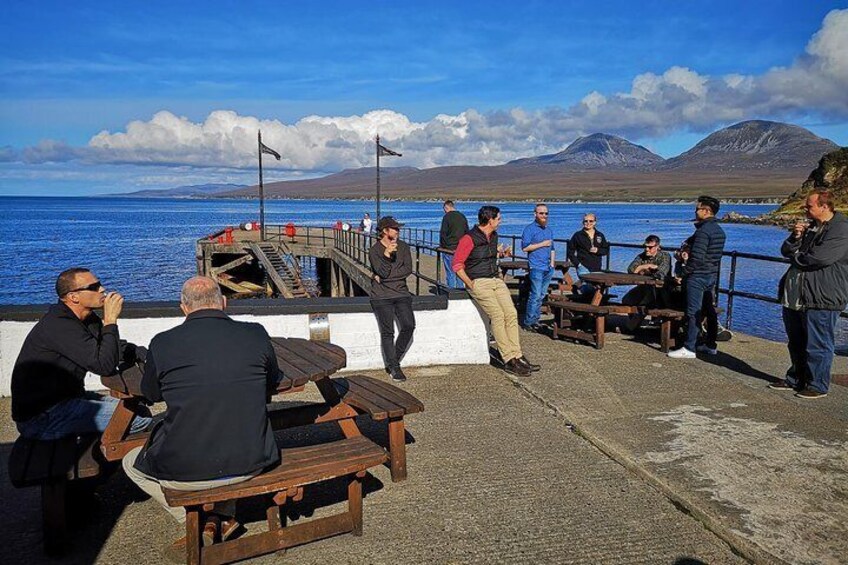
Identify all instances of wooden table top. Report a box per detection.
[499,259,572,271]
[579,271,664,287]
[101,337,347,398]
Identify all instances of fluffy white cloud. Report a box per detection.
[15,9,848,170]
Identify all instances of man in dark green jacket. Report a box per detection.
[772,191,848,399]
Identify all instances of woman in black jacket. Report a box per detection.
[568,213,609,296]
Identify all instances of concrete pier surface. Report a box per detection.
[1,330,845,564]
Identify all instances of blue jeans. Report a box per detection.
[524,267,554,326]
[783,307,839,393]
[16,392,152,441]
[441,253,464,289]
[684,274,718,351]
[575,265,595,297]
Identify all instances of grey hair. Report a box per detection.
[180,276,224,311]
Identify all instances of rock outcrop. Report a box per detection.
[768,147,848,221]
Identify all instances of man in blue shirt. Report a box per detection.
[521,203,555,331]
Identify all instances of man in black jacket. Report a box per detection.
[369,216,416,382]
[669,196,727,359]
[439,200,469,288]
[771,191,848,399]
[122,276,281,557]
[12,267,151,439]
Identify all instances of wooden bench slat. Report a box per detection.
[340,376,424,415]
[297,339,347,368]
[9,435,101,488]
[282,339,343,375]
[270,342,316,382]
[647,308,685,318]
[163,436,386,507]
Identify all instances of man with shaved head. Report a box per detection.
[123,276,282,558]
[12,267,151,439]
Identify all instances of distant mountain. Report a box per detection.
[114,183,247,198]
[508,133,664,169]
[662,120,839,171]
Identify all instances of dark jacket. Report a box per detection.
[439,210,469,251]
[12,301,122,423]
[684,217,726,276]
[465,227,500,280]
[568,229,609,272]
[133,309,281,481]
[779,211,848,311]
[369,240,413,300]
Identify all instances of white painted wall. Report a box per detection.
[0,300,490,397]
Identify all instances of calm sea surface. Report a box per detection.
[2,196,846,345]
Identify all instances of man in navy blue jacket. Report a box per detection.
[668,196,726,359]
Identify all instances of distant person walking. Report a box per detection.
[568,213,609,296]
[453,205,540,377]
[668,196,726,359]
[771,191,848,399]
[521,203,555,330]
[360,212,373,234]
[439,200,469,288]
[369,216,416,382]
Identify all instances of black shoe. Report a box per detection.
[390,368,408,382]
[503,358,531,377]
[517,356,541,372]
[768,379,795,391]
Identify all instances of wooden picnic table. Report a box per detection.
[578,271,664,306]
[98,337,358,462]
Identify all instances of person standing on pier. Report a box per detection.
[771,191,848,399]
[668,196,726,359]
[11,268,151,440]
[568,213,609,297]
[521,203,555,331]
[369,216,416,382]
[439,200,469,288]
[453,205,540,377]
[360,212,373,235]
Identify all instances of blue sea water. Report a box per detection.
[1,196,844,345]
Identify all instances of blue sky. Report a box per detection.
[1,1,847,195]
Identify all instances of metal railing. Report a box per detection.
[393,226,848,329]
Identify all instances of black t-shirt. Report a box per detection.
[440,210,469,250]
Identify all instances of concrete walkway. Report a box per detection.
[0,329,845,564]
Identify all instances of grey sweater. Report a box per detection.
[369,240,413,300]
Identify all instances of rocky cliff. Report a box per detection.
[769,147,848,219]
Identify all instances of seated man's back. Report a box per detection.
[134,308,280,481]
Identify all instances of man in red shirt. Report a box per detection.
[453,206,540,377]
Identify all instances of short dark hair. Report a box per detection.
[56,267,90,297]
[645,234,661,245]
[697,195,720,215]
[813,190,834,211]
[478,205,501,226]
[443,200,455,208]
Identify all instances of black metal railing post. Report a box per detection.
[727,252,738,329]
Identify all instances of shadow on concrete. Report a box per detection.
[697,351,779,383]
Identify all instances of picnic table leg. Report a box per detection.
[41,480,67,555]
[387,417,408,483]
[267,494,287,556]
[349,472,365,536]
[594,315,605,349]
[660,320,672,353]
[185,507,202,565]
[314,378,362,438]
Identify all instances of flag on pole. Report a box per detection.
[260,141,281,160]
[377,143,402,157]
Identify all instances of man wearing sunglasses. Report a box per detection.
[12,268,151,440]
[521,203,555,331]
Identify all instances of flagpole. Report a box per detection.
[376,134,381,219]
[258,130,265,241]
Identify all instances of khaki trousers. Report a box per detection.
[468,277,523,363]
[123,446,258,523]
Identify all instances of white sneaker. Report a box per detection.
[668,347,696,359]
[696,344,718,355]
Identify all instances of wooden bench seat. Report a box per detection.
[646,308,686,353]
[332,375,424,482]
[8,434,103,555]
[163,436,387,565]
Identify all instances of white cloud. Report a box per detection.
[12,9,848,171]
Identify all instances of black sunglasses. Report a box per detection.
[536,211,549,215]
[583,219,595,223]
[66,281,103,294]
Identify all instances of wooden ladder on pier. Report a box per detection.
[249,242,312,299]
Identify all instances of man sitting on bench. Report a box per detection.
[12,267,151,440]
[122,276,282,562]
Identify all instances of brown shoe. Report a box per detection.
[503,358,531,377]
[163,520,217,563]
[517,356,541,372]
[796,388,828,399]
[220,517,241,541]
[768,379,795,391]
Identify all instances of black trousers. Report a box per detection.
[371,297,416,371]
